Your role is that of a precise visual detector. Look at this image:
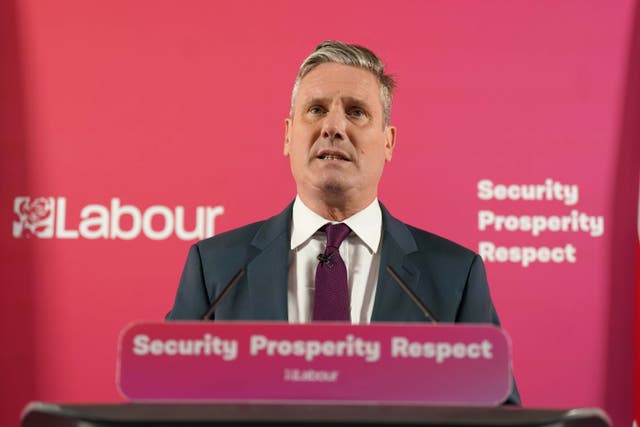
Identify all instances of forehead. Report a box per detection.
[296,63,381,108]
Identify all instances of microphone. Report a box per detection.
[386,266,438,323]
[317,253,333,265]
[200,269,245,320]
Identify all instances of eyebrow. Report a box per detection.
[302,96,372,109]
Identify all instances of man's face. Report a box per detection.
[284,63,396,210]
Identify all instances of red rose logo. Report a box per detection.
[13,197,55,238]
[21,197,52,223]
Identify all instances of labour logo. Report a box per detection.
[12,196,224,240]
[13,197,55,238]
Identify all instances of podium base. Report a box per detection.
[21,401,610,427]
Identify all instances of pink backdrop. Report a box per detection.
[1,1,639,426]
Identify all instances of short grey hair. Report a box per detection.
[290,40,395,126]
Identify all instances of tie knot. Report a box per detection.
[323,223,351,249]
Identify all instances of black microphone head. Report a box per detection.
[317,253,333,264]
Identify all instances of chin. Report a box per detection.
[319,179,348,196]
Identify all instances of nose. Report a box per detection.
[321,108,347,141]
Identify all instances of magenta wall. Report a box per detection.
[1,1,639,426]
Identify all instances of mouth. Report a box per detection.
[320,154,348,161]
[317,150,350,161]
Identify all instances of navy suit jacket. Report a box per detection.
[167,202,521,404]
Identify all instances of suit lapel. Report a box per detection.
[244,204,292,321]
[371,206,434,322]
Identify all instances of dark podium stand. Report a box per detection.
[21,402,610,427]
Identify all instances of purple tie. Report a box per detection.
[313,223,351,321]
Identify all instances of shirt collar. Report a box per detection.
[290,195,382,254]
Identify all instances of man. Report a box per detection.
[167,41,520,404]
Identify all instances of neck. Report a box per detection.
[298,193,375,222]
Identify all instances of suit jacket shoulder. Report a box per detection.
[166,205,292,321]
[375,205,497,325]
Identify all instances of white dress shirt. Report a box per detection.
[287,196,382,324]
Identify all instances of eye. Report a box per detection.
[308,106,325,115]
[348,108,366,118]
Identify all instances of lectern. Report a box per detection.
[21,322,612,427]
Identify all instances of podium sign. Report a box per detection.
[117,322,511,405]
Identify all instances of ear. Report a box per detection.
[284,118,292,156]
[383,125,397,161]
